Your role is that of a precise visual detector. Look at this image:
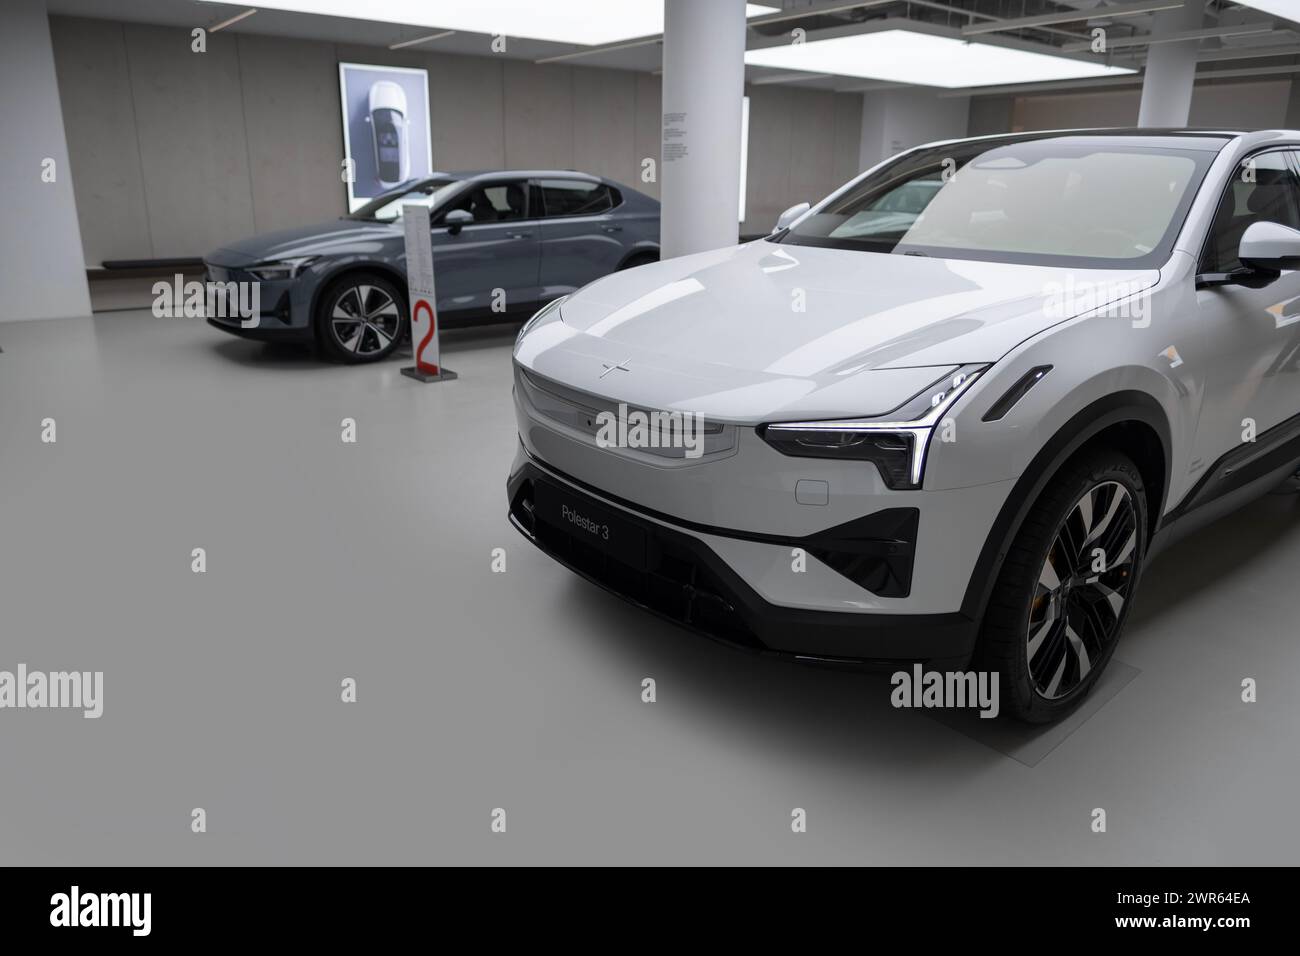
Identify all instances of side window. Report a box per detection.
[538,179,614,217]
[438,181,528,223]
[1202,151,1300,274]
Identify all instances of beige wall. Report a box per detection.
[1009,79,1294,133]
[50,15,862,264]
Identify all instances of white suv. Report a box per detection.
[507,130,1300,723]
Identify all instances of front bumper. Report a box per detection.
[203,262,313,340]
[508,453,979,668]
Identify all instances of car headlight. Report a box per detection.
[516,295,567,345]
[246,256,319,281]
[757,364,988,490]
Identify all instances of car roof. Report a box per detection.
[947,128,1249,152]
[441,169,605,182]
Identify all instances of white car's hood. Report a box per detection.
[514,240,1158,423]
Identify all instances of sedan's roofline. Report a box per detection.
[433,169,606,182]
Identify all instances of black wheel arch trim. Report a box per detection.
[959,390,1172,623]
[1163,408,1300,525]
[616,246,660,269]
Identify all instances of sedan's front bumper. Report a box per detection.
[507,452,979,669]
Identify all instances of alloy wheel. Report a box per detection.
[1026,480,1138,700]
[330,284,401,356]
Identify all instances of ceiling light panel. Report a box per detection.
[745,30,1137,89]
[197,1,779,45]
[1230,2,1300,27]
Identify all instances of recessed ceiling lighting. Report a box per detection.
[197,1,779,45]
[1230,1,1300,26]
[745,30,1136,89]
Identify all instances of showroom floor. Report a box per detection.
[2,309,1298,865]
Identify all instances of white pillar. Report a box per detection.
[0,0,90,321]
[1136,2,1204,128]
[660,0,746,259]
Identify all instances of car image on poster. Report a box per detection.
[368,81,410,187]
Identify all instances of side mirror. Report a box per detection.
[773,201,810,234]
[443,208,473,235]
[1239,220,1300,275]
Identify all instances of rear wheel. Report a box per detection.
[315,272,407,364]
[976,449,1146,723]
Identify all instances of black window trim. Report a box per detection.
[1193,144,1300,276]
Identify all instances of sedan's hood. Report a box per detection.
[515,240,1159,423]
[205,219,397,267]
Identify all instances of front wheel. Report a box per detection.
[315,273,407,364]
[975,449,1147,723]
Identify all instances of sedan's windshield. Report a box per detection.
[348,178,461,223]
[776,138,1218,269]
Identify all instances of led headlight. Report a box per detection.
[246,256,319,281]
[758,364,988,490]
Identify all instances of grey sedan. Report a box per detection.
[203,170,660,362]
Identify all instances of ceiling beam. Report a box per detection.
[961,0,1185,38]
[942,60,1300,97]
[1061,22,1276,52]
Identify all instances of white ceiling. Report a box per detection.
[42,0,1300,95]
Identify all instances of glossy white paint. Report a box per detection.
[516,239,1158,423]
[513,129,1300,620]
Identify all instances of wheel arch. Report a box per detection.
[309,260,410,331]
[959,390,1171,623]
[615,246,660,270]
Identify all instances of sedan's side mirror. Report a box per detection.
[1239,220,1300,276]
[773,201,810,234]
[443,208,474,235]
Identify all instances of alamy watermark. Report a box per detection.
[1043,276,1150,327]
[891,664,999,719]
[0,663,103,718]
[594,403,708,459]
[152,274,261,328]
[50,886,150,936]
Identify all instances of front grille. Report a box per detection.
[510,476,764,650]
[516,367,736,460]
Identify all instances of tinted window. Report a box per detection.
[349,179,460,222]
[778,139,1215,269]
[439,182,529,223]
[539,179,614,217]
[1201,151,1300,273]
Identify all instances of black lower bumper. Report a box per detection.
[507,457,979,669]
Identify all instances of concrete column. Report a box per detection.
[0,0,91,321]
[660,0,746,258]
[1136,2,1205,128]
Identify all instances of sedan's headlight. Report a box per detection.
[246,256,319,281]
[516,295,567,345]
[758,364,987,490]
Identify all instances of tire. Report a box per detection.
[314,272,407,364]
[617,251,658,271]
[975,448,1148,723]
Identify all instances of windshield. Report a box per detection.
[776,138,1218,269]
[349,179,461,223]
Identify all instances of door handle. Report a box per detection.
[506,231,533,240]
[602,225,623,233]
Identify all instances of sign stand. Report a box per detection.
[399,203,455,383]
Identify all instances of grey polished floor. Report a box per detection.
[1,310,1298,865]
